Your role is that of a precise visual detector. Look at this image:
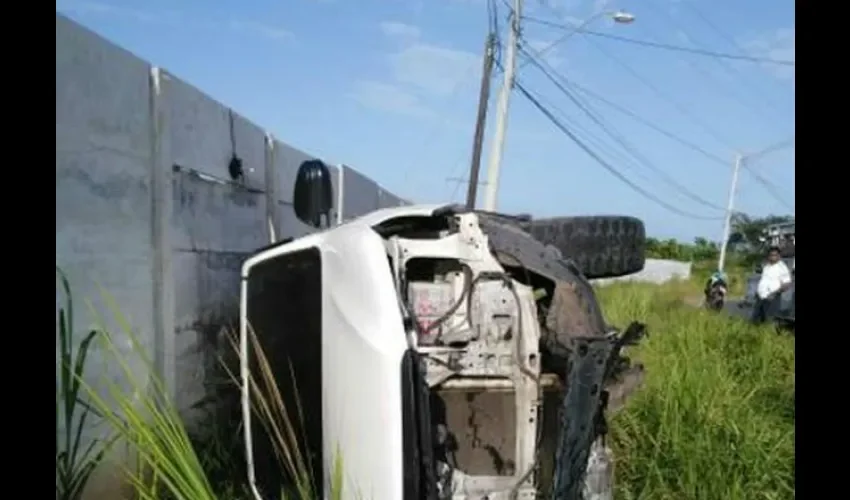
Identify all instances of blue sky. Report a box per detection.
[56,0,795,241]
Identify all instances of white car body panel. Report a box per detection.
[241,208,542,500]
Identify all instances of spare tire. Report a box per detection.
[525,216,646,279]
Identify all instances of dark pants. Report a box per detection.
[751,294,781,324]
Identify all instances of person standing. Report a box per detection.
[752,246,793,324]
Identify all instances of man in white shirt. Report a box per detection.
[752,246,793,324]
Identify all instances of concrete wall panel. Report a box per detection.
[56,16,151,160]
[56,15,155,400]
[56,14,410,499]
[278,201,320,239]
[166,77,266,191]
[378,187,408,209]
[171,169,267,253]
[341,165,380,220]
[172,249,243,418]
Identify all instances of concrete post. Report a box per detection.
[150,66,176,400]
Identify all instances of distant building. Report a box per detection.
[761,221,795,249]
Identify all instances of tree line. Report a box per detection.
[646,213,793,265]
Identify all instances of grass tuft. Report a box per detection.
[598,282,794,500]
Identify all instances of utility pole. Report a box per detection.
[717,153,743,272]
[465,34,496,209]
[482,0,523,212]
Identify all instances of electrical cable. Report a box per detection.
[518,44,726,213]
[742,168,794,211]
[581,33,739,150]
[500,63,721,219]
[402,1,503,197]
[523,15,795,66]
[511,74,723,220]
[528,88,666,189]
[528,0,739,152]
[641,0,790,120]
[681,0,795,112]
[563,78,730,166]
[527,86,669,190]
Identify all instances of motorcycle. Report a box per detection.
[704,272,728,311]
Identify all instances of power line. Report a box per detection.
[523,15,796,66]
[746,138,795,164]
[524,1,735,166]
[574,29,740,150]
[528,1,741,152]
[628,0,789,124]
[518,44,726,212]
[525,76,669,189]
[505,2,786,218]
[677,1,793,114]
[742,167,794,211]
[562,71,793,216]
[681,0,792,79]
[512,76,723,220]
[563,78,729,166]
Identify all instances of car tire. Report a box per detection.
[524,216,646,279]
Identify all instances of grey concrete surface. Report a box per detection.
[56,15,408,495]
[592,258,692,286]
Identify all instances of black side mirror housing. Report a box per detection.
[293,160,334,228]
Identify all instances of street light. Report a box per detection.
[611,11,636,24]
[526,9,636,65]
[484,8,636,211]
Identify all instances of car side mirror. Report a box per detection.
[293,160,334,228]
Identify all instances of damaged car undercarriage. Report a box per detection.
[242,204,647,500]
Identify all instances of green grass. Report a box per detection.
[59,273,793,500]
[598,281,795,500]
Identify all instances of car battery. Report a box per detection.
[408,281,456,345]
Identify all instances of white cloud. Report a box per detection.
[355,19,479,117]
[229,20,293,42]
[380,21,421,40]
[743,28,795,82]
[389,43,479,96]
[57,1,173,23]
[57,2,293,42]
[350,34,478,116]
[350,81,434,118]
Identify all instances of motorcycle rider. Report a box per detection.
[704,270,728,309]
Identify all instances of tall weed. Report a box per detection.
[598,282,795,500]
[62,277,333,499]
[56,267,113,500]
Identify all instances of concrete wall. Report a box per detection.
[56,12,407,456]
[592,258,693,286]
